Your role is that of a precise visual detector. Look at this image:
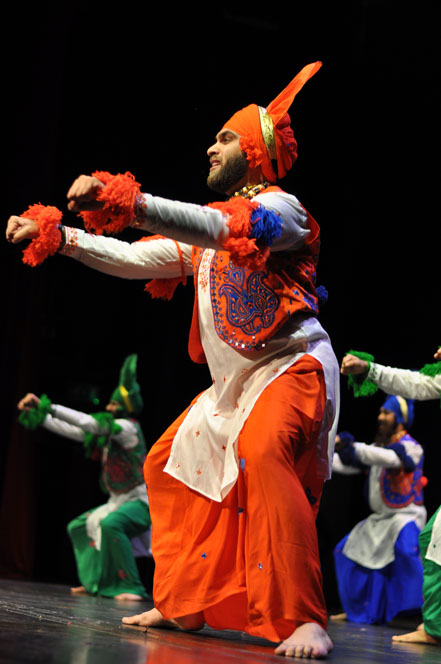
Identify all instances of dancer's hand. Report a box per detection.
[434,348,441,361]
[18,393,41,411]
[67,175,105,212]
[6,216,39,244]
[340,353,369,375]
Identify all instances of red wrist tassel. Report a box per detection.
[135,235,187,301]
[21,204,63,266]
[207,197,269,271]
[80,171,141,235]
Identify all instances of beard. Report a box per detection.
[207,152,249,194]
[374,421,397,445]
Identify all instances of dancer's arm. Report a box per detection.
[49,404,139,449]
[132,190,310,251]
[366,363,441,401]
[59,228,194,280]
[331,453,362,474]
[6,215,193,280]
[66,174,310,252]
[351,440,423,469]
[17,393,138,447]
[341,352,441,401]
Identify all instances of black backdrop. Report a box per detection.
[0,3,439,609]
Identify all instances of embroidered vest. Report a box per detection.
[188,193,320,363]
[98,420,147,495]
[379,433,424,508]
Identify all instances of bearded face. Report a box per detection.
[206,129,250,195]
[374,408,398,444]
[207,150,249,194]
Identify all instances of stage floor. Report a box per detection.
[1,579,440,663]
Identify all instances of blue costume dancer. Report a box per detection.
[333,395,426,623]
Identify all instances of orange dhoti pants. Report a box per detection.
[144,354,328,642]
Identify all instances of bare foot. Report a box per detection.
[392,628,439,645]
[329,612,347,621]
[122,607,204,631]
[275,623,333,658]
[114,593,144,601]
[70,586,89,595]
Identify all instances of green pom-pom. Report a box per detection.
[18,394,52,430]
[420,361,441,377]
[345,350,379,398]
[83,411,123,458]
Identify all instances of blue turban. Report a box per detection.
[381,395,415,428]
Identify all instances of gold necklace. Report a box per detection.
[233,182,270,200]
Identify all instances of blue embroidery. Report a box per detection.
[388,442,416,472]
[238,507,244,514]
[301,291,319,313]
[201,552,207,559]
[240,458,246,471]
[380,435,424,508]
[258,562,263,570]
[218,267,279,335]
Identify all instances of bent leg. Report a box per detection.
[67,509,102,595]
[420,507,441,642]
[124,401,207,628]
[234,355,330,652]
[98,500,151,599]
[393,507,441,644]
[141,356,331,651]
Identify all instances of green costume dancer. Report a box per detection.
[18,354,151,600]
[341,349,441,644]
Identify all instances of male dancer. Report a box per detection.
[341,349,441,645]
[17,354,150,600]
[7,62,339,658]
[332,397,426,624]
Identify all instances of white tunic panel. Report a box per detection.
[164,248,340,501]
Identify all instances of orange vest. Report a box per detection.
[188,196,320,364]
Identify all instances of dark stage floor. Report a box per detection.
[1,579,441,663]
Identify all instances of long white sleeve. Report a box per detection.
[134,194,228,249]
[42,413,85,442]
[60,228,194,280]
[368,363,441,401]
[253,192,310,251]
[352,442,401,468]
[46,404,139,449]
[332,453,362,474]
[133,190,310,252]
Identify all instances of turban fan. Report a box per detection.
[222,62,322,182]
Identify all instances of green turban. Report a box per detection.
[111,354,143,416]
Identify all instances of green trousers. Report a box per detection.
[419,505,441,639]
[67,499,151,598]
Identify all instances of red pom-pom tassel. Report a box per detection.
[80,171,141,235]
[21,204,63,267]
[135,235,187,301]
[207,197,269,270]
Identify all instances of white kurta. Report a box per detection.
[60,190,340,501]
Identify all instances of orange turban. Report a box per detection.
[222,62,322,182]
